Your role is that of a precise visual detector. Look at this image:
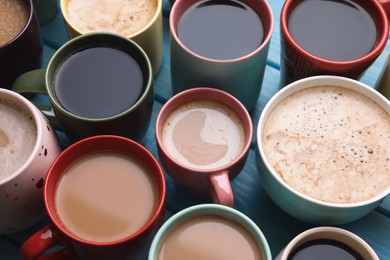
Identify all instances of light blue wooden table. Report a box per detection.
[1,0,390,259]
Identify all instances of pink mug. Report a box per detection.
[280,0,390,87]
[155,88,253,207]
[20,135,166,260]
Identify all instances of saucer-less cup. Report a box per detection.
[256,76,390,225]
[148,204,272,260]
[0,89,61,234]
[280,0,390,87]
[275,227,379,260]
[169,0,274,111]
[155,88,253,207]
[0,0,42,89]
[12,32,154,144]
[60,0,163,76]
[20,135,166,260]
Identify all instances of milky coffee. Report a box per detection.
[157,215,264,260]
[162,100,245,169]
[0,0,29,46]
[0,99,37,180]
[55,151,157,242]
[66,0,157,36]
[263,85,390,204]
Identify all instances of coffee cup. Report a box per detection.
[60,0,163,76]
[280,0,390,87]
[0,88,61,234]
[148,204,272,260]
[275,226,379,260]
[0,0,42,89]
[255,75,390,224]
[33,0,58,25]
[155,87,253,207]
[169,0,274,111]
[20,135,166,260]
[12,32,154,144]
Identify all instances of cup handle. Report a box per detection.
[20,224,70,260]
[208,172,234,207]
[12,69,61,130]
[378,0,390,21]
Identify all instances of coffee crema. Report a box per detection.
[55,151,157,242]
[0,0,29,46]
[162,100,245,169]
[157,215,264,260]
[262,85,390,204]
[66,0,157,36]
[0,99,37,180]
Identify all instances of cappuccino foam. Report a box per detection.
[0,0,29,46]
[263,86,390,204]
[162,100,245,169]
[0,99,37,180]
[66,0,157,36]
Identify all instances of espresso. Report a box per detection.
[0,0,29,46]
[177,0,264,60]
[162,100,245,169]
[262,86,390,203]
[55,151,157,242]
[288,239,363,260]
[157,215,263,260]
[0,99,37,180]
[66,0,157,36]
[54,47,143,119]
[288,0,376,61]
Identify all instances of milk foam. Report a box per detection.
[66,0,157,36]
[0,100,37,180]
[263,86,390,203]
[162,100,245,169]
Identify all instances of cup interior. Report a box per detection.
[46,32,152,121]
[257,76,390,207]
[170,0,274,61]
[0,89,41,184]
[44,135,166,245]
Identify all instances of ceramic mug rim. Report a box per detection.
[59,0,162,39]
[0,89,43,185]
[279,226,379,259]
[155,87,253,174]
[280,0,389,66]
[169,0,274,64]
[256,75,390,208]
[148,203,272,260]
[45,32,153,122]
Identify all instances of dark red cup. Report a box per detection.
[280,0,390,87]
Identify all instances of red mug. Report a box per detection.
[280,0,390,87]
[20,135,166,260]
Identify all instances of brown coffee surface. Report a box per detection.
[158,215,264,260]
[162,100,245,169]
[0,0,29,46]
[263,85,390,203]
[66,0,157,36]
[0,99,37,180]
[55,151,157,242]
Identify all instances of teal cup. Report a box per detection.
[148,204,272,260]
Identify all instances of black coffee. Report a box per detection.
[288,0,377,61]
[54,47,143,119]
[177,0,264,60]
[288,239,363,260]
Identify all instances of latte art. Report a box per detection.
[162,100,245,169]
